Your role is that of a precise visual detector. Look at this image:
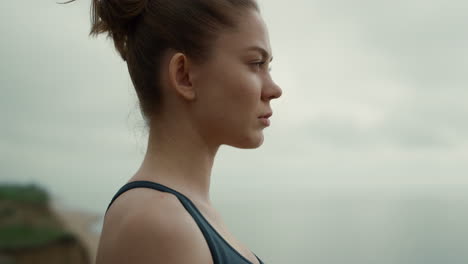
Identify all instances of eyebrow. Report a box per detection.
[245,46,273,62]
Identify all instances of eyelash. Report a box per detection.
[252,61,272,72]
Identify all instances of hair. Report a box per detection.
[61,0,260,127]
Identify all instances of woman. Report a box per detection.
[74,0,282,263]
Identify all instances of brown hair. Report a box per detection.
[61,0,260,126]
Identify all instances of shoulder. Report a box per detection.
[95,187,213,264]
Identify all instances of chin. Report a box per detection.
[227,133,264,149]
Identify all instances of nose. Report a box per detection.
[262,80,282,101]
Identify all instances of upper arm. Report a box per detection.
[95,193,213,264]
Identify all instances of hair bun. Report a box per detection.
[91,0,148,60]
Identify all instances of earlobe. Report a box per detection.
[168,53,196,101]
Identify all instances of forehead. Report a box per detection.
[213,10,271,58]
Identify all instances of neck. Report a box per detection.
[131,111,219,206]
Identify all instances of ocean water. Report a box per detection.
[89,189,468,264]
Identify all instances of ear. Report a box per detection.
[168,52,196,101]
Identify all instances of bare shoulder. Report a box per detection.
[95,187,213,264]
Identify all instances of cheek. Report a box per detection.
[195,63,261,123]
[223,69,262,106]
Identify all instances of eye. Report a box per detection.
[251,61,272,72]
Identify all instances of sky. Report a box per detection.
[1,0,467,213]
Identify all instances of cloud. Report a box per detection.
[261,0,468,150]
[1,0,468,208]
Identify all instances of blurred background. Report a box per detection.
[1,0,467,263]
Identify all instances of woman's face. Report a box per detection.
[191,9,282,149]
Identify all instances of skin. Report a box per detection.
[96,8,282,264]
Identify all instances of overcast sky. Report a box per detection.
[1,0,467,213]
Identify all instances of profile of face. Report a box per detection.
[169,9,283,149]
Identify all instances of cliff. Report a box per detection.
[0,184,90,264]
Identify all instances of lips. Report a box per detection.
[259,112,272,119]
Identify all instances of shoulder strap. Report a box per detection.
[105,180,222,264]
[106,180,191,212]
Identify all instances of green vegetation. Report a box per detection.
[0,183,72,250]
[0,224,74,250]
[0,183,89,263]
[0,184,49,205]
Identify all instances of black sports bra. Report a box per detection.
[107,180,264,264]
